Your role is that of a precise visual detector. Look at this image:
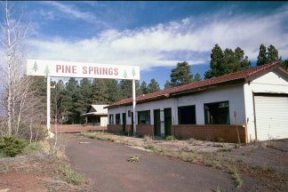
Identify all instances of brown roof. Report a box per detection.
[108,62,282,108]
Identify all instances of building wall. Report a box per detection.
[108,84,246,135]
[244,71,288,142]
[100,116,108,127]
[175,84,245,125]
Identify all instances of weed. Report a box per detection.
[143,135,153,143]
[216,137,225,142]
[214,143,225,148]
[22,142,42,154]
[127,155,139,162]
[212,186,225,192]
[228,166,243,188]
[58,162,84,185]
[165,135,176,141]
[0,162,9,173]
[234,144,240,149]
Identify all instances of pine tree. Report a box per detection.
[205,44,250,79]
[91,79,109,104]
[78,78,92,114]
[63,78,81,123]
[106,79,120,104]
[193,73,202,81]
[119,80,132,99]
[234,47,250,70]
[51,80,66,123]
[147,79,160,93]
[170,61,192,87]
[140,81,148,94]
[205,44,224,79]
[257,44,268,66]
[267,44,279,63]
[164,80,171,90]
[281,59,288,71]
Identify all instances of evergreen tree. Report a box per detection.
[257,44,268,66]
[106,79,120,104]
[51,80,66,123]
[170,61,192,87]
[91,79,109,104]
[281,59,288,71]
[78,78,92,113]
[63,78,81,123]
[119,80,132,99]
[164,80,171,90]
[205,44,250,79]
[205,44,224,79]
[140,81,148,94]
[147,79,160,93]
[267,44,279,63]
[193,73,202,81]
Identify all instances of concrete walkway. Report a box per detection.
[64,134,235,192]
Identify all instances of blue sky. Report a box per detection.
[9,1,288,88]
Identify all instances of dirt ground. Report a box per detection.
[0,144,91,192]
[0,132,287,192]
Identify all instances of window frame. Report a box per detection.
[204,100,230,125]
[137,110,151,125]
[178,105,196,124]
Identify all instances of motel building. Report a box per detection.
[107,62,288,143]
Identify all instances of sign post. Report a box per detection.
[46,75,52,136]
[26,59,140,136]
[132,80,136,136]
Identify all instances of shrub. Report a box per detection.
[165,135,176,141]
[18,124,48,142]
[0,137,28,157]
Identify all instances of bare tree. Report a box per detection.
[0,1,45,139]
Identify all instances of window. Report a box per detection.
[116,114,121,125]
[178,105,196,124]
[138,110,151,125]
[109,114,114,124]
[204,101,230,124]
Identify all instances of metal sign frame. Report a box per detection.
[26,59,140,136]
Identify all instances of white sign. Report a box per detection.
[26,59,140,80]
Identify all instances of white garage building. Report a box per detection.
[107,62,288,143]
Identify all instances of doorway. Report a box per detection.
[122,113,126,133]
[164,108,172,136]
[153,109,161,137]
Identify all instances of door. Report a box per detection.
[254,94,288,141]
[131,112,134,135]
[154,109,161,137]
[164,108,172,136]
[122,113,126,132]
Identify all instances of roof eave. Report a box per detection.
[170,79,245,97]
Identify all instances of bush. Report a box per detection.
[0,137,28,157]
[165,135,176,141]
[18,123,48,142]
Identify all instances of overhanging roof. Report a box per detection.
[107,62,284,109]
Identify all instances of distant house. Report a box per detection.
[81,105,108,127]
[107,62,288,143]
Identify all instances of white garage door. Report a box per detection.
[254,95,288,141]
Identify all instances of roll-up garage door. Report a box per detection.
[254,95,288,141]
